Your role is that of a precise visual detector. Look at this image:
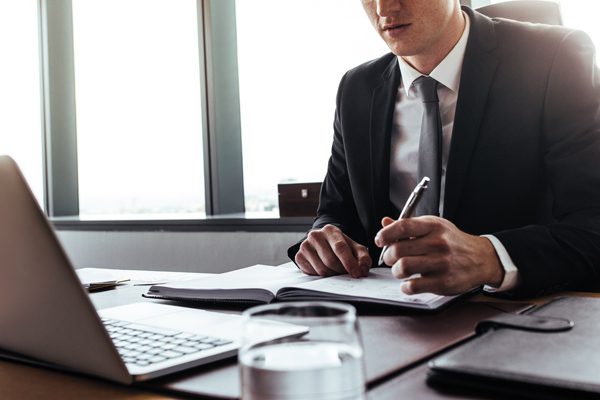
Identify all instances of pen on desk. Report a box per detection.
[377,177,430,266]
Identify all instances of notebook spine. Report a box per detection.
[142,292,265,306]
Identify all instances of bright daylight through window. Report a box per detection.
[72,0,205,218]
[236,0,388,214]
[0,0,44,205]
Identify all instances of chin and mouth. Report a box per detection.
[382,23,412,35]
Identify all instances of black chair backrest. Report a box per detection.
[477,0,563,26]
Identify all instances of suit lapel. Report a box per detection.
[443,8,500,221]
[369,58,401,231]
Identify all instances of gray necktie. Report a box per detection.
[412,76,442,216]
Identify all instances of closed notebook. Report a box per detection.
[144,263,471,311]
[428,296,600,399]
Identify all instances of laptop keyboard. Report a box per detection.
[102,318,233,368]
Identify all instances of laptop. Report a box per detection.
[0,155,305,384]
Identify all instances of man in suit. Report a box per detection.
[288,0,600,297]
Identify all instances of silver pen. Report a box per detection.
[377,177,430,266]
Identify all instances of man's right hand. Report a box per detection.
[295,224,372,278]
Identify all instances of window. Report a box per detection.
[72,0,205,217]
[236,0,389,213]
[0,0,44,204]
[489,0,600,60]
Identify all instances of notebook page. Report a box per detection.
[158,263,319,295]
[290,267,445,304]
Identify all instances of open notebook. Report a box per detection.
[145,263,473,311]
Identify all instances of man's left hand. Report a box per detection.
[375,216,505,296]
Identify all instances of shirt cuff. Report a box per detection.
[481,234,520,292]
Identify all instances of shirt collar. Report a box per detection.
[397,12,470,96]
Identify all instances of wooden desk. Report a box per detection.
[0,361,175,400]
[0,273,534,399]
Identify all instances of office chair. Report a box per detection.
[477,0,563,26]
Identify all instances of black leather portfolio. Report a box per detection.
[428,296,600,399]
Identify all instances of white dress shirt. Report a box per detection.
[388,13,518,292]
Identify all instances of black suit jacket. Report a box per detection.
[289,7,600,298]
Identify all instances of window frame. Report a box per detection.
[40,0,247,221]
[40,0,80,217]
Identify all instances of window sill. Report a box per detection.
[50,212,314,232]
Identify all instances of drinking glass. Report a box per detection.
[239,301,366,400]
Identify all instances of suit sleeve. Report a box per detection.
[288,72,368,262]
[494,30,600,297]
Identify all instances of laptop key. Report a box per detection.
[173,332,196,339]
[212,339,233,346]
[200,337,221,344]
[160,350,184,359]
[150,340,169,348]
[125,323,179,337]
[174,346,198,354]
[192,343,214,351]
[135,360,151,367]
[136,344,153,353]
[122,350,142,358]
[148,356,167,363]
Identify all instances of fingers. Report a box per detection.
[348,240,372,277]
[391,255,446,279]
[391,236,493,296]
[294,252,318,275]
[296,243,338,277]
[375,216,442,247]
[400,275,443,295]
[322,230,360,275]
[382,232,452,266]
[387,241,473,295]
[381,216,395,227]
[399,273,464,297]
[296,225,371,278]
[392,259,458,295]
